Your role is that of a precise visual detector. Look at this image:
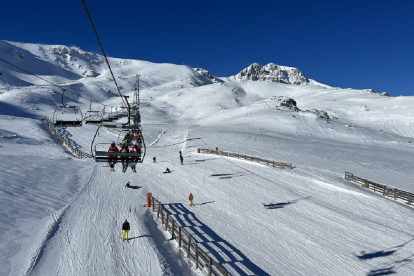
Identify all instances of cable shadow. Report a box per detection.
[163,203,271,276]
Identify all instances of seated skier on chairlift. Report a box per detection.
[120,143,129,173]
[129,142,141,173]
[108,141,119,172]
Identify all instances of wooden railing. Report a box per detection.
[43,117,84,159]
[150,195,231,276]
[198,149,293,170]
[345,172,414,205]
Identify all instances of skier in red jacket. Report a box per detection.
[120,144,129,173]
[188,193,194,206]
[108,141,119,172]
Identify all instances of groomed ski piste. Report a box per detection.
[1,40,414,276]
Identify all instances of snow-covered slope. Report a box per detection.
[1,41,414,276]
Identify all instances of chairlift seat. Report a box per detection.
[55,120,82,127]
[94,151,142,162]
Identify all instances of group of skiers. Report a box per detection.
[108,140,142,173]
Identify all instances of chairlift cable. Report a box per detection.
[0,58,106,107]
[81,0,126,108]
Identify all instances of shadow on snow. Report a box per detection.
[355,238,414,276]
[262,196,311,209]
[163,203,271,276]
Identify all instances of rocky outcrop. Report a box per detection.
[235,63,309,85]
[193,68,222,83]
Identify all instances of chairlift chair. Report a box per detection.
[52,88,83,127]
[91,125,146,163]
[84,110,103,124]
[53,105,83,127]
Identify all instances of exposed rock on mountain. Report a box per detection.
[235,63,309,85]
[193,68,223,84]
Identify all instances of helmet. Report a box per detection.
[111,141,115,146]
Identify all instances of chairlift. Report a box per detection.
[91,125,146,163]
[91,90,146,165]
[84,102,103,124]
[52,89,83,126]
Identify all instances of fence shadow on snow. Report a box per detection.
[161,202,271,276]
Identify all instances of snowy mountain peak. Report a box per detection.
[234,62,309,85]
[193,68,223,84]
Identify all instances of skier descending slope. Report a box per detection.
[108,141,119,172]
[122,219,130,241]
[188,193,194,207]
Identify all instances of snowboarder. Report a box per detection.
[180,155,184,165]
[153,156,156,163]
[189,193,194,206]
[108,141,119,172]
[163,167,171,174]
[120,144,129,173]
[130,142,141,173]
[122,219,130,241]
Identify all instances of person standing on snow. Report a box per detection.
[188,193,194,206]
[180,155,184,165]
[108,141,119,172]
[122,219,130,241]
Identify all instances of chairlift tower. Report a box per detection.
[134,74,141,125]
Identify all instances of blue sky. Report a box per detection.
[1,0,413,96]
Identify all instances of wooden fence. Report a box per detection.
[198,148,293,170]
[344,172,413,205]
[150,195,231,276]
[43,117,84,159]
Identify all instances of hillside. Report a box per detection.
[1,41,414,276]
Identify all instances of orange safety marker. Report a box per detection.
[146,193,152,208]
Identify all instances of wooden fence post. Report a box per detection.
[165,214,169,231]
[394,190,397,200]
[157,203,161,218]
[171,219,175,239]
[161,209,164,225]
[195,243,199,269]
[178,226,182,247]
[187,236,192,258]
[208,257,212,276]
